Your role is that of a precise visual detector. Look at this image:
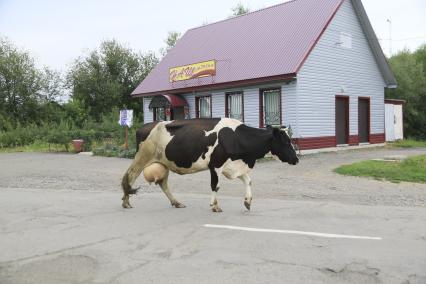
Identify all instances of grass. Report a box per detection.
[0,140,72,153]
[334,154,426,183]
[387,139,426,148]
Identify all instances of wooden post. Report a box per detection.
[124,126,129,150]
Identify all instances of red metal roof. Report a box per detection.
[133,0,344,96]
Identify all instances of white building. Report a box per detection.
[132,0,397,150]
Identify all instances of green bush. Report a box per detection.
[92,142,136,159]
[0,124,44,147]
[0,111,141,153]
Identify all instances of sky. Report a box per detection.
[1,0,425,72]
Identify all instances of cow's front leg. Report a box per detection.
[239,173,252,210]
[159,170,186,208]
[209,167,222,212]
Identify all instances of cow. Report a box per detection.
[121,118,299,212]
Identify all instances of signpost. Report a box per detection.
[119,109,133,150]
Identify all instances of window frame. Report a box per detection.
[195,95,212,118]
[259,88,282,128]
[225,92,244,122]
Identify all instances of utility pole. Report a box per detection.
[387,18,392,56]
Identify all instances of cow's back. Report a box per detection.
[137,118,244,174]
[163,119,221,170]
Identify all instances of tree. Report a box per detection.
[386,48,426,139]
[67,40,158,121]
[230,3,250,17]
[160,31,181,57]
[0,37,62,128]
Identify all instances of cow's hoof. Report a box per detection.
[212,206,223,213]
[173,202,186,208]
[244,200,251,211]
[122,201,132,209]
[122,196,133,209]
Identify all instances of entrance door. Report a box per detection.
[172,107,185,120]
[358,98,370,143]
[393,104,403,140]
[335,96,349,145]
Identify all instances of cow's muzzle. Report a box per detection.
[290,157,299,165]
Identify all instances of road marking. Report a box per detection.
[203,224,382,240]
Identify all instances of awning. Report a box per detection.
[148,94,188,109]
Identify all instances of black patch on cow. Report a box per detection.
[165,119,220,168]
[136,122,159,148]
[209,125,273,169]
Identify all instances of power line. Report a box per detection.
[384,36,426,42]
[328,28,426,42]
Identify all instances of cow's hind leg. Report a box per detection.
[159,170,186,208]
[239,173,252,210]
[209,167,222,212]
[121,141,154,208]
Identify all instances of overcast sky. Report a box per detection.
[1,0,425,72]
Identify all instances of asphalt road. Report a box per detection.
[1,147,426,284]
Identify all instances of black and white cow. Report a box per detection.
[121,118,299,212]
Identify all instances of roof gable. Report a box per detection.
[350,0,397,87]
[133,0,395,96]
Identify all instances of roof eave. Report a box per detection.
[132,73,297,97]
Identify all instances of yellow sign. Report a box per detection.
[169,60,216,82]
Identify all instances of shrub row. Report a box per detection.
[92,143,136,159]
[0,113,140,152]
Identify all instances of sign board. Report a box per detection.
[169,60,216,82]
[119,109,133,127]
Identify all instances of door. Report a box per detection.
[385,104,395,141]
[394,105,403,140]
[335,96,349,145]
[172,107,185,120]
[358,98,370,143]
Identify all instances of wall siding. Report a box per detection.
[143,97,153,123]
[243,87,260,128]
[211,91,225,118]
[142,82,295,130]
[297,0,386,140]
[282,81,298,135]
[182,93,196,118]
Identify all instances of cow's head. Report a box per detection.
[267,125,299,165]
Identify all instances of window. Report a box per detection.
[340,32,352,49]
[226,92,244,121]
[196,96,211,118]
[153,107,166,121]
[260,89,281,127]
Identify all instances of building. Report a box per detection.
[131,0,397,150]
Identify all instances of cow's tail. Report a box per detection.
[121,172,140,196]
[121,138,156,208]
[121,151,146,208]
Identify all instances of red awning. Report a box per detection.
[148,94,188,109]
[163,94,188,107]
